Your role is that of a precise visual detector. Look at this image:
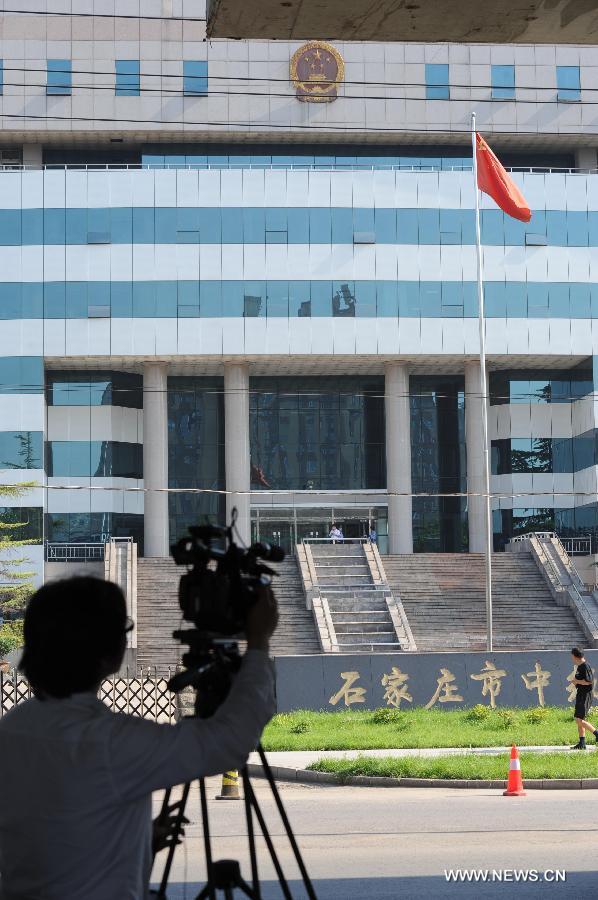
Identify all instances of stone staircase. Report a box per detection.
[136,555,319,671]
[311,543,401,650]
[383,552,588,651]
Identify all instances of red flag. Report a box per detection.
[475,132,531,223]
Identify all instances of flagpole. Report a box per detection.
[471,112,493,652]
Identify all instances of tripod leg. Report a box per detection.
[257,744,318,900]
[156,783,191,898]
[241,769,262,900]
[244,777,293,900]
[198,777,217,900]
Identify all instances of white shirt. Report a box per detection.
[0,650,275,900]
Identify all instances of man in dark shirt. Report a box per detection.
[571,647,598,750]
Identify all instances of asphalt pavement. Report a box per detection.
[150,776,598,899]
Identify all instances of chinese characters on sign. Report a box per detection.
[324,658,582,710]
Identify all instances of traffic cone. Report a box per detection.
[216,770,240,800]
[503,745,526,796]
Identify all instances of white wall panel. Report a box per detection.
[198,244,222,280]
[0,173,21,211]
[355,318,378,354]
[310,317,334,354]
[265,318,290,355]
[65,171,88,208]
[196,171,221,207]
[176,170,200,207]
[0,319,42,356]
[508,403,533,436]
[155,318,178,355]
[131,170,155,207]
[42,173,66,211]
[329,172,353,208]
[332,318,356,354]
[107,171,133,209]
[441,318,465,354]
[264,170,287,207]
[242,170,266,207]
[288,317,312,354]
[350,171,374,208]
[21,171,43,210]
[527,318,551,354]
[0,394,44,431]
[419,318,443,354]
[43,318,66,356]
[154,170,178,207]
[285,172,309,208]
[65,318,110,356]
[110,318,135,355]
[376,317,399,354]
[243,318,267,354]
[196,318,224,355]
[397,318,421,353]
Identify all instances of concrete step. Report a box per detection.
[337,632,398,644]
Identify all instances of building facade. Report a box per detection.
[2,2,598,582]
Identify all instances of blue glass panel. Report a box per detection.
[65,208,87,244]
[425,63,449,100]
[527,283,550,316]
[243,281,266,317]
[567,211,588,246]
[221,281,243,316]
[420,282,442,316]
[505,281,527,316]
[0,357,43,393]
[546,210,567,245]
[309,209,331,242]
[393,202,415,241]
[374,208,396,243]
[0,210,21,245]
[221,208,243,243]
[156,281,177,316]
[353,208,375,234]
[111,282,133,316]
[22,284,43,318]
[44,209,66,244]
[133,208,154,242]
[355,282,376,316]
[418,209,440,244]
[47,59,71,95]
[200,282,222,317]
[111,207,132,242]
[65,283,87,318]
[183,60,208,96]
[491,64,515,100]
[155,208,177,242]
[332,281,356,317]
[44,282,66,318]
[242,208,265,242]
[266,282,289,317]
[88,282,110,310]
[548,283,570,316]
[133,282,156,316]
[557,65,581,102]
[0,431,43,469]
[115,59,140,96]
[289,280,311,317]
[377,282,398,316]
[311,281,331,316]
[484,282,506,317]
[288,208,310,243]
[0,284,20,319]
[22,209,43,244]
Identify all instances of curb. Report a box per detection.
[247,764,598,791]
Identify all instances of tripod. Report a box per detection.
[151,644,318,900]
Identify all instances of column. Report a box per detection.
[465,361,487,553]
[385,363,413,554]
[224,363,251,545]
[575,148,598,171]
[143,363,169,557]
[22,144,42,167]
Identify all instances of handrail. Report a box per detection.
[1,163,596,174]
[302,537,369,544]
[45,541,105,561]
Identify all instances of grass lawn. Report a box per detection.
[261,706,589,751]
[308,752,598,781]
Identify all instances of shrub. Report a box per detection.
[290,721,309,734]
[495,709,516,729]
[464,703,492,723]
[0,620,23,659]
[371,707,400,724]
[525,707,549,725]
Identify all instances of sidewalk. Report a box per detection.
[249,745,595,770]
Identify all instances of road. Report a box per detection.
[151,777,597,899]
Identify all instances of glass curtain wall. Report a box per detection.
[168,377,225,542]
[411,375,467,552]
[249,376,385,491]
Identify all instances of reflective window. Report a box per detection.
[46,371,142,408]
[168,377,225,542]
[47,59,72,95]
[491,64,515,100]
[0,431,43,469]
[557,65,581,102]
[46,512,143,548]
[250,376,385,491]
[183,60,208,96]
[425,63,450,100]
[47,441,142,478]
[490,369,593,405]
[0,357,43,393]
[0,61,3,96]
[115,60,140,96]
[411,375,466,552]
[0,507,42,542]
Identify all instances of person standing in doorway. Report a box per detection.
[329,523,342,543]
[570,647,598,750]
[369,526,377,544]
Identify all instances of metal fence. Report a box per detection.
[45,542,106,562]
[0,667,178,724]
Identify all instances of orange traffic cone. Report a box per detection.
[503,745,526,796]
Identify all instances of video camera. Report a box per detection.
[170,518,285,638]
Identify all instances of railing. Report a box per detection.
[301,537,370,545]
[0,667,178,723]
[561,536,592,556]
[45,542,105,562]
[0,163,595,174]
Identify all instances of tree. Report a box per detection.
[0,620,23,659]
[0,481,38,620]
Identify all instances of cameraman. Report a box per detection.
[0,576,278,900]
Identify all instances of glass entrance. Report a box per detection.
[251,506,388,554]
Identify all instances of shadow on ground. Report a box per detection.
[151,871,595,898]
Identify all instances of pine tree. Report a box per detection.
[0,482,37,657]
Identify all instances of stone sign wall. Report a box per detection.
[274,650,598,712]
